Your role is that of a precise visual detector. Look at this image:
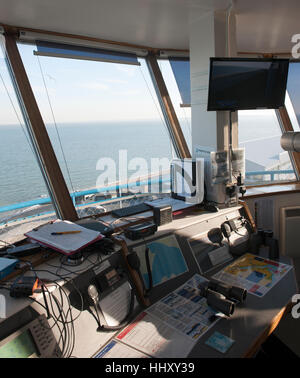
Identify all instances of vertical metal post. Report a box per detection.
[228,110,233,183]
[146,54,191,159]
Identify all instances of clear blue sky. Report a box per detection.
[0,42,185,125]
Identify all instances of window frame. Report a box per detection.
[238,59,300,188]
[5,33,189,222]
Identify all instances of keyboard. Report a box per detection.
[111,203,152,218]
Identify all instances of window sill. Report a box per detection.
[243,181,300,199]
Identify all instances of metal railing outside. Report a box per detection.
[0,169,295,225]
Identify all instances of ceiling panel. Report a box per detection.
[0,0,229,49]
[235,0,300,53]
[0,0,299,52]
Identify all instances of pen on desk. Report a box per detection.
[51,231,82,235]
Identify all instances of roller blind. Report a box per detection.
[34,40,140,66]
[169,57,191,107]
[286,62,300,126]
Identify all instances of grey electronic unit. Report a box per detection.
[0,314,61,358]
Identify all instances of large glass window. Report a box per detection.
[0,43,56,245]
[238,109,296,185]
[239,62,300,186]
[18,42,174,216]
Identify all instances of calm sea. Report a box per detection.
[0,120,175,207]
[0,114,283,208]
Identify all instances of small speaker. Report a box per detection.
[152,204,172,226]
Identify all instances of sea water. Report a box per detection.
[0,112,288,208]
[0,120,174,207]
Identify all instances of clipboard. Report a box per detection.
[25,220,104,255]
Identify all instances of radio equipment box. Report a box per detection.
[125,222,157,241]
[152,204,172,226]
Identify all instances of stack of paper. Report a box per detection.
[25,220,103,255]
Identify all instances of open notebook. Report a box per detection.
[25,220,104,255]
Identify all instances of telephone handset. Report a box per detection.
[87,265,136,331]
[64,245,146,333]
[0,314,61,358]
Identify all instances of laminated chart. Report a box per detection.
[115,274,220,358]
[213,253,292,297]
[94,340,149,358]
[146,274,219,340]
[116,312,196,358]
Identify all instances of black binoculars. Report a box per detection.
[199,279,247,317]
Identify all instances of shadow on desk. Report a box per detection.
[256,333,298,358]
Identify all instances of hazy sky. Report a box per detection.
[1,42,298,132]
[0,42,186,125]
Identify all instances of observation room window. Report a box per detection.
[17,41,175,219]
[0,44,56,245]
[238,61,300,186]
[238,109,296,186]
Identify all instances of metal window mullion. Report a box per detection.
[145,58,181,158]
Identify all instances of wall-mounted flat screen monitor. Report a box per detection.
[207,57,289,111]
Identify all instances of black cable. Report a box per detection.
[1,261,83,358]
[234,230,246,237]
[40,283,67,356]
[35,270,84,324]
[48,290,67,356]
[41,284,51,319]
[145,247,153,293]
[46,279,78,357]
[44,251,104,278]
[29,267,84,357]
[26,287,67,356]
[3,252,109,357]
[45,283,75,358]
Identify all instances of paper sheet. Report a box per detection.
[94,340,148,358]
[99,282,132,326]
[146,274,219,340]
[25,220,102,254]
[116,312,196,358]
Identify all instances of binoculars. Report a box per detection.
[199,279,247,317]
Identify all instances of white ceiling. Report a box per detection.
[236,0,300,53]
[0,0,300,53]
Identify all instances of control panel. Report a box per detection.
[0,314,61,358]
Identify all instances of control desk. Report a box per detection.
[0,205,296,358]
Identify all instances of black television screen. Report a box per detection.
[207,58,289,111]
